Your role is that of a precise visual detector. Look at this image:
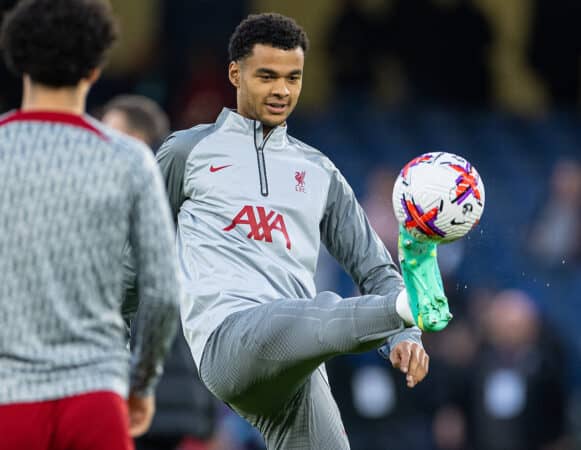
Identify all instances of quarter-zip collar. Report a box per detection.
[216,108,288,150]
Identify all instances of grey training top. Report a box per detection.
[0,110,179,404]
[123,108,416,367]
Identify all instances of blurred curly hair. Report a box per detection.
[228,13,309,62]
[0,0,117,87]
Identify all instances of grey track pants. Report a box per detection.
[199,290,403,449]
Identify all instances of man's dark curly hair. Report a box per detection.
[0,0,117,87]
[228,13,309,62]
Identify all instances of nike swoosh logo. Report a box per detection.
[210,164,232,173]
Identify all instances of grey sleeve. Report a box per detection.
[120,242,137,320]
[156,128,209,224]
[156,134,188,224]
[320,167,422,346]
[121,129,201,318]
[320,167,403,295]
[128,151,180,396]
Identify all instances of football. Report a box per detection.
[392,152,485,243]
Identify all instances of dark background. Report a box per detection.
[1,1,580,449]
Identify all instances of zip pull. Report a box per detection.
[256,146,269,196]
[253,122,271,197]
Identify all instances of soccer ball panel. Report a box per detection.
[393,152,485,243]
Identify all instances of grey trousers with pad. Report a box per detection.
[199,290,403,449]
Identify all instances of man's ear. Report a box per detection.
[228,61,240,88]
[86,67,102,85]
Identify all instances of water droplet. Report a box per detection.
[521,272,525,276]
[562,259,566,265]
[464,285,468,289]
[546,283,551,287]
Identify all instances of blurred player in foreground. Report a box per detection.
[0,1,180,449]
[131,13,448,449]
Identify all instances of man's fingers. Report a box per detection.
[398,345,411,373]
[127,394,155,437]
[129,411,148,437]
[389,342,430,387]
[130,420,150,437]
[389,345,402,368]
[407,344,421,377]
[416,351,429,383]
[407,347,430,388]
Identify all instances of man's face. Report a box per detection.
[102,109,130,134]
[230,44,304,129]
[102,109,148,145]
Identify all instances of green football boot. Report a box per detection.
[398,225,452,332]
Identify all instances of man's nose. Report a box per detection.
[271,78,290,97]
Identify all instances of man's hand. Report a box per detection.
[127,393,155,437]
[389,341,429,388]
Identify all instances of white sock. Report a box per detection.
[396,289,415,326]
